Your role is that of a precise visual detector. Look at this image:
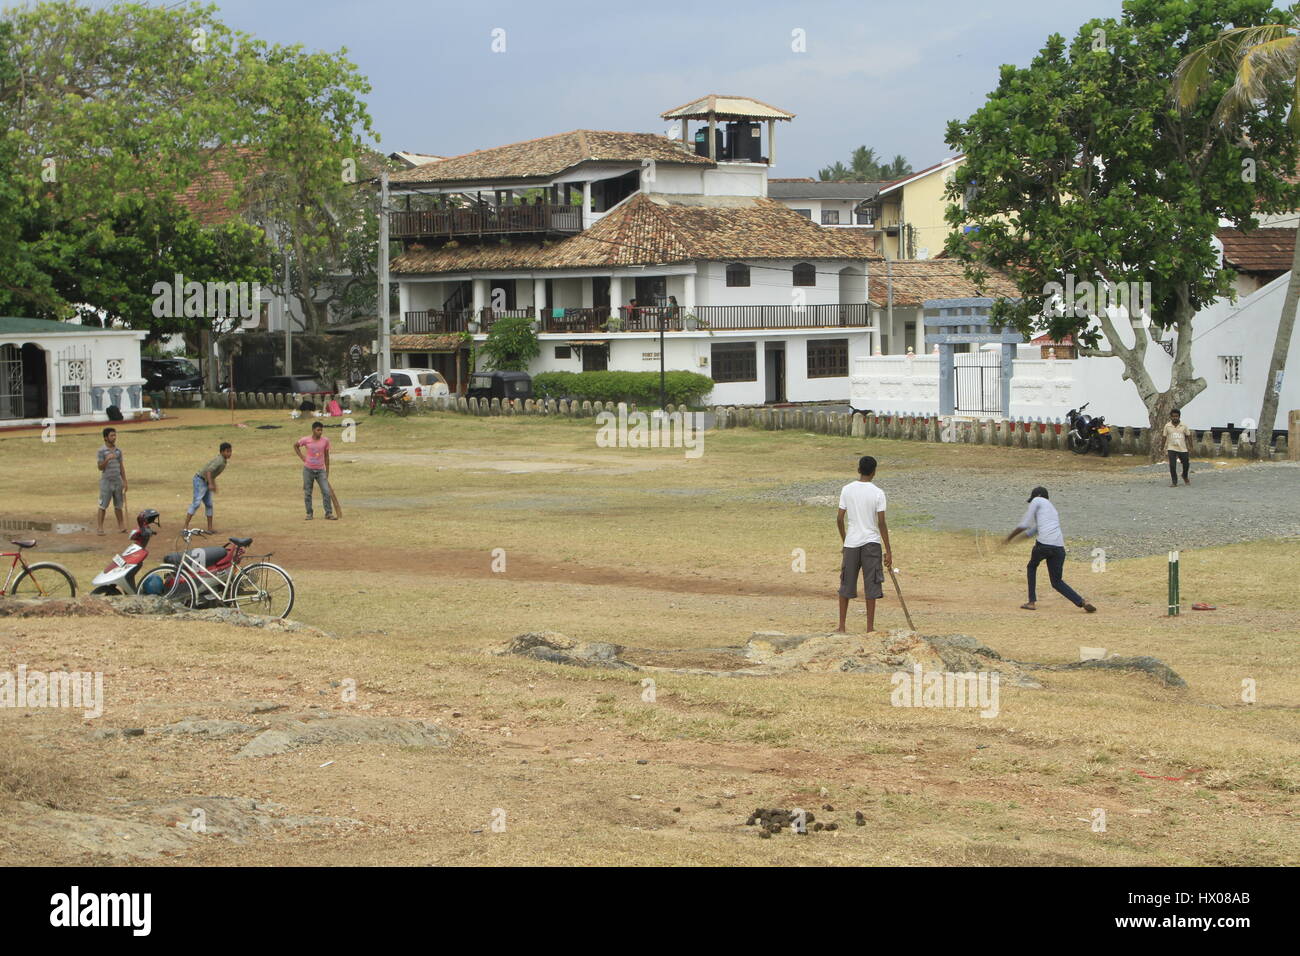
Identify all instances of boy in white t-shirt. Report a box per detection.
[836,455,893,634]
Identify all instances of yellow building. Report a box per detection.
[862,155,965,260]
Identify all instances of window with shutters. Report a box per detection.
[711,342,757,382]
[807,338,849,378]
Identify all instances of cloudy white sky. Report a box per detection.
[130,0,1124,175]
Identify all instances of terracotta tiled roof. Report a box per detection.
[1030,332,1074,345]
[392,333,466,352]
[388,130,713,186]
[867,259,1019,307]
[174,149,259,226]
[391,194,877,274]
[175,147,388,226]
[1217,227,1295,273]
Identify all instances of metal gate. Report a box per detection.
[56,346,91,417]
[0,344,22,419]
[954,350,1002,414]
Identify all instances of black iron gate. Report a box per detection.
[953,351,1003,414]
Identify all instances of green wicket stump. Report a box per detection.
[1167,550,1180,616]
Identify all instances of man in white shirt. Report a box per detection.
[1003,486,1096,613]
[836,455,893,633]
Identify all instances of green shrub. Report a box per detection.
[532,370,714,406]
[480,316,540,371]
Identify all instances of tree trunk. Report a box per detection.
[1079,289,1206,461]
[1253,238,1300,457]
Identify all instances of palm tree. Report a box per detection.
[818,161,853,181]
[1173,16,1300,456]
[882,154,913,180]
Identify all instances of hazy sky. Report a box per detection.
[111,0,1123,175]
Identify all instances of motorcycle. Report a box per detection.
[90,509,161,595]
[370,382,411,417]
[1066,402,1113,457]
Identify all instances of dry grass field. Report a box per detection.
[0,407,1296,865]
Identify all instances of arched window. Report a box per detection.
[725,263,750,287]
[793,262,815,287]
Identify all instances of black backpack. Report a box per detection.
[106,405,124,421]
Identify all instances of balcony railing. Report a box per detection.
[402,303,872,335]
[390,203,582,239]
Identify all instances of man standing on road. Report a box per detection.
[836,455,893,634]
[295,420,334,521]
[96,426,127,535]
[184,442,232,532]
[1003,486,1096,613]
[1162,408,1194,487]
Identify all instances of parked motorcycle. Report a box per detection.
[1066,402,1113,457]
[90,509,161,594]
[370,379,411,417]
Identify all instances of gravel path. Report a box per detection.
[762,460,1300,560]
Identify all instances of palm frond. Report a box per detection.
[1173,24,1292,110]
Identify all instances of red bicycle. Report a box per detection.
[0,539,77,597]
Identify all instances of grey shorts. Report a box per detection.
[840,542,884,600]
[98,479,124,509]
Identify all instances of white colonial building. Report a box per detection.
[0,317,147,428]
[386,96,903,405]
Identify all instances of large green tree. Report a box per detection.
[1,1,377,334]
[945,0,1300,453]
[1173,9,1300,454]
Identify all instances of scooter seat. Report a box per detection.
[228,537,252,547]
[163,545,228,567]
[9,539,35,549]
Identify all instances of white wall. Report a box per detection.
[850,354,941,415]
[695,259,865,306]
[527,329,870,406]
[645,165,765,198]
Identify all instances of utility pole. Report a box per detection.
[659,307,666,408]
[283,244,293,375]
[378,171,391,375]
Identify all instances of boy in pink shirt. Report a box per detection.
[294,421,335,520]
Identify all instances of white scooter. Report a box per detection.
[90,509,160,595]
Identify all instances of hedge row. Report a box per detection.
[531,370,714,406]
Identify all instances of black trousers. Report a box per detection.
[1027,543,1084,606]
[1168,451,1190,482]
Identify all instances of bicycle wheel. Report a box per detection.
[231,562,294,619]
[11,562,77,598]
[137,564,197,607]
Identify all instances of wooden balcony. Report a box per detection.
[390,203,582,239]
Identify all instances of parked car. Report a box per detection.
[467,371,533,403]
[339,370,450,409]
[142,357,203,393]
[252,375,329,395]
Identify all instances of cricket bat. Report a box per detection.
[329,486,343,518]
[887,565,916,631]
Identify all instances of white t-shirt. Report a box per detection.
[839,480,887,547]
[1018,497,1065,547]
